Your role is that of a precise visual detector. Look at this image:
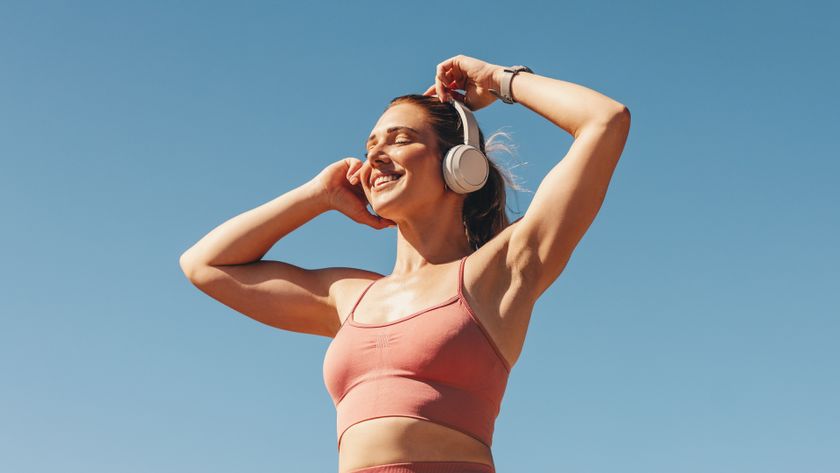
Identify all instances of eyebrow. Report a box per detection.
[366,126,419,148]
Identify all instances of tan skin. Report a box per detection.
[179,54,630,473]
[332,102,522,471]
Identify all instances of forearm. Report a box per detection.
[180,179,329,269]
[493,67,628,138]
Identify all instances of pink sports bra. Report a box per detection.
[322,255,512,452]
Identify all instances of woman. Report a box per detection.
[180,54,631,473]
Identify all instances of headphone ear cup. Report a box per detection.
[443,145,489,194]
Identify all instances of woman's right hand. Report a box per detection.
[312,157,397,230]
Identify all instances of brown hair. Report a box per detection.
[387,94,530,250]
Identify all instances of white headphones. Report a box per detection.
[442,97,489,194]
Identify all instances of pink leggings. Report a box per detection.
[347,461,495,473]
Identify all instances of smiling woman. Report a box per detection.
[179,53,630,473]
[359,94,530,250]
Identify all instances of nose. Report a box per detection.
[365,144,390,165]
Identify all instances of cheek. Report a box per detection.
[417,163,446,188]
[403,149,441,172]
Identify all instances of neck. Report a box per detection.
[389,204,472,275]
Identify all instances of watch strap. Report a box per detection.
[490,65,533,104]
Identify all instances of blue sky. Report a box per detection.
[2,1,838,472]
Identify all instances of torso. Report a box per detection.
[332,225,537,473]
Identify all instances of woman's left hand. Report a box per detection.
[422,55,503,111]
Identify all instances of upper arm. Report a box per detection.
[180,258,372,338]
[510,108,631,297]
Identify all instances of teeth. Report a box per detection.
[373,175,401,188]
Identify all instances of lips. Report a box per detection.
[372,174,402,191]
[370,172,403,188]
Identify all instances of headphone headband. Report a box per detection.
[426,94,489,194]
[448,98,480,149]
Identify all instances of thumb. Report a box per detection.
[366,214,397,230]
[352,203,394,230]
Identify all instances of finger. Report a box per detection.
[444,69,464,91]
[360,209,392,230]
[343,159,354,179]
[435,77,449,102]
[345,160,360,181]
[423,85,440,97]
[352,161,370,183]
[372,216,395,230]
[434,73,446,103]
[344,156,364,173]
[443,69,455,87]
[348,203,375,226]
[450,90,466,103]
[378,216,398,229]
[435,58,456,102]
[350,160,363,176]
[358,202,396,229]
[436,56,464,97]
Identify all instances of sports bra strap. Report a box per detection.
[458,254,469,300]
[349,279,378,319]
[348,255,470,324]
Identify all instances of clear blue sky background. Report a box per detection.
[2,1,837,472]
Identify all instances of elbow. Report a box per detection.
[587,105,631,132]
[618,105,631,123]
[179,251,203,281]
[610,104,631,126]
[179,252,194,280]
[603,105,631,133]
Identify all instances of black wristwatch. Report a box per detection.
[490,65,534,104]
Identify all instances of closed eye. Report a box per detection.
[364,140,411,159]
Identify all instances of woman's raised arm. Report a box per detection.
[178,159,392,338]
[180,181,328,273]
[503,69,631,298]
[423,54,630,300]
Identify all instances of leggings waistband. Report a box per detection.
[347,460,495,473]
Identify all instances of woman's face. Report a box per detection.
[362,102,447,218]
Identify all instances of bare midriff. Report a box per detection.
[338,417,495,473]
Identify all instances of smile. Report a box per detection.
[372,175,402,191]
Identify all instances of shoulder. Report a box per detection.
[327,267,384,332]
